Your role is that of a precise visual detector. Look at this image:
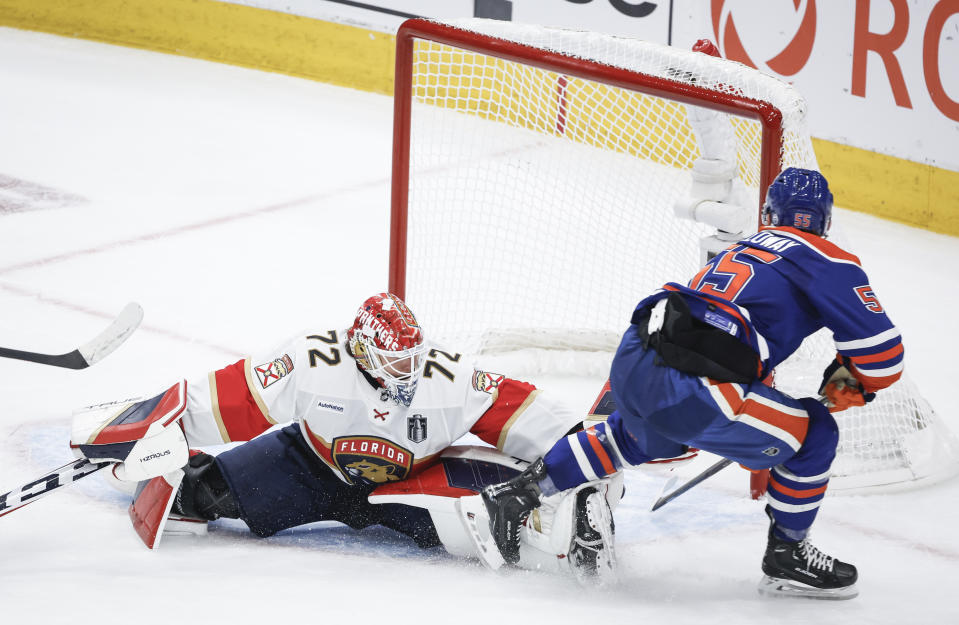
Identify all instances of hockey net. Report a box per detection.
[388,18,959,492]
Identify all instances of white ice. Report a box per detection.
[1,27,958,624]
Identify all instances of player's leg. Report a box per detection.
[132,421,356,540]
[667,381,856,598]
[357,502,442,549]
[763,396,837,539]
[758,398,857,599]
[611,351,858,598]
[171,450,239,521]
[541,408,686,491]
[208,422,358,537]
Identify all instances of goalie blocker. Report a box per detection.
[70,381,190,484]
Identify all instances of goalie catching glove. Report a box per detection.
[69,381,190,482]
[819,356,876,413]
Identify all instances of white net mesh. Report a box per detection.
[394,19,958,491]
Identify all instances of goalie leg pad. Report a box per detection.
[568,486,617,584]
[129,469,185,550]
[456,494,507,569]
[369,446,526,561]
[520,481,617,586]
[369,446,617,584]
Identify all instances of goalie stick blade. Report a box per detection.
[79,301,144,366]
[456,495,506,571]
[0,302,143,369]
[0,458,110,518]
[650,458,733,512]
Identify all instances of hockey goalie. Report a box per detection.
[68,292,627,583]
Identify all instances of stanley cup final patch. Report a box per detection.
[407,414,428,443]
[254,354,294,389]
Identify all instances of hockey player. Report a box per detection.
[480,168,905,599]
[69,292,618,580]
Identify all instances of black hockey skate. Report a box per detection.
[759,527,858,600]
[480,458,547,565]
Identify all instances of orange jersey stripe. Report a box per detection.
[213,359,275,442]
[713,382,809,444]
[769,476,829,499]
[713,380,743,408]
[854,370,903,393]
[765,226,862,265]
[742,399,810,443]
[584,428,616,475]
[849,343,904,365]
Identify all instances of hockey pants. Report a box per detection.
[547,325,838,540]
[210,423,441,547]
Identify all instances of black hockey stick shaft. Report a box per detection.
[0,345,88,368]
[0,302,143,369]
[651,457,733,511]
[0,458,111,518]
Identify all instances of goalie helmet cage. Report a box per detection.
[387,18,959,493]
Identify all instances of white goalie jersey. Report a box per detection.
[178,329,583,486]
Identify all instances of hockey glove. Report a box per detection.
[70,381,190,482]
[480,457,548,565]
[818,356,875,413]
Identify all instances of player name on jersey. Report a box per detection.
[745,230,800,253]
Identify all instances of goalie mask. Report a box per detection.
[347,293,427,406]
[762,167,833,237]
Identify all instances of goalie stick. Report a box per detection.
[0,302,143,369]
[650,457,733,511]
[0,458,111,518]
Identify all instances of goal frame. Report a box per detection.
[382,18,959,494]
[388,18,784,299]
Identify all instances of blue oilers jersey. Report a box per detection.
[634,227,904,391]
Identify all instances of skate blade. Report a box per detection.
[164,515,209,537]
[456,495,506,571]
[757,575,859,600]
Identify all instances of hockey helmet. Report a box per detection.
[347,293,428,406]
[762,167,833,237]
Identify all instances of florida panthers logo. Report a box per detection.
[344,459,401,483]
[332,436,413,485]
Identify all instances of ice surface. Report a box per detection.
[1,27,958,624]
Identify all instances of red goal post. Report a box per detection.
[389,18,785,298]
[385,18,958,493]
